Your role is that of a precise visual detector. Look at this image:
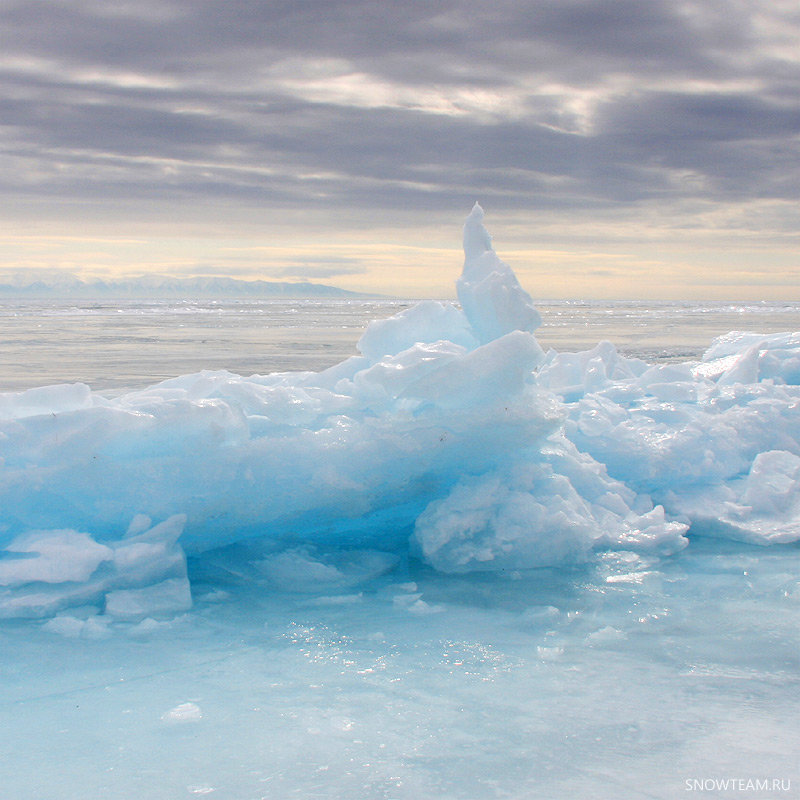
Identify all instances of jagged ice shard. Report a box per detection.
[1,206,800,620]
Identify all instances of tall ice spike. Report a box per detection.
[457,203,542,344]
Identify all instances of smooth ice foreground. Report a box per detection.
[2,206,799,799]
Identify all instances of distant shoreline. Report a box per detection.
[0,275,377,300]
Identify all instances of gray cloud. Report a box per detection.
[1,0,798,229]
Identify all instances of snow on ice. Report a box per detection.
[2,203,800,619]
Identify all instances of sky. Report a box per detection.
[1,0,799,299]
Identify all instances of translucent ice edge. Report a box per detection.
[2,203,800,619]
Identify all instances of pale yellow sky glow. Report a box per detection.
[1,196,798,299]
[2,215,798,300]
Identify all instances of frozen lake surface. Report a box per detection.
[2,208,800,799]
[3,539,798,800]
[3,297,800,392]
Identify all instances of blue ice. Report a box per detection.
[1,203,800,618]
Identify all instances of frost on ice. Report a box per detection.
[2,205,800,618]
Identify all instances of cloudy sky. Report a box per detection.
[1,0,798,298]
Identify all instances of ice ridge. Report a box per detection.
[2,206,800,619]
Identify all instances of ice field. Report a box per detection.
[1,206,799,799]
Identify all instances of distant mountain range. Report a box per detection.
[0,275,371,299]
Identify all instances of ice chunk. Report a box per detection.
[392,593,444,614]
[669,450,800,544]
[354,331,545,411]
[357,300,478,360]
[0,382,93,420]
[105,577,193,619]
[161,702,202,723]
[255,547,397,593]
[586,626,626,645]
[412,452,687,573]
[716,340,764,386]
[701,331,800,385]
[0,530,112,586]
[537,341,647,400]
[112,514,188,587]
[0,515,189,619]
[457,203,542,344]
[413,468,597,572]
[742,450,800,514]
[704,330,800,361]
[42,613,112,639]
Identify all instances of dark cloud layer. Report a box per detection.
[1,0,798,231]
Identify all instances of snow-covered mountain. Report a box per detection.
[0,275,369,298]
